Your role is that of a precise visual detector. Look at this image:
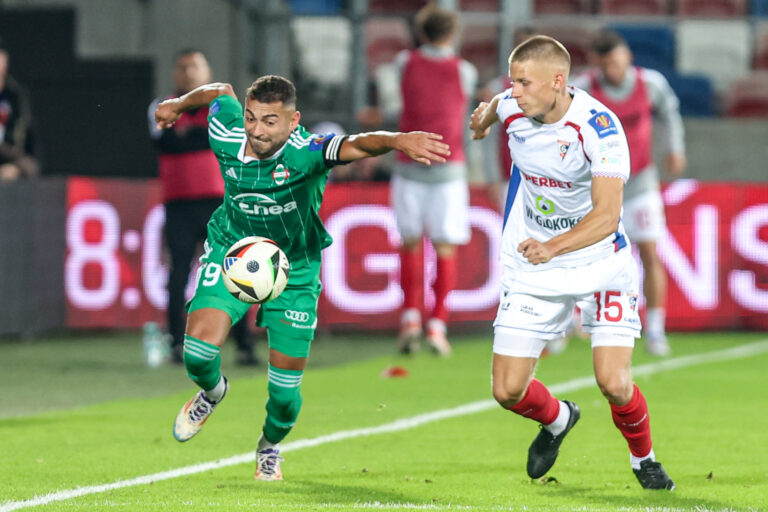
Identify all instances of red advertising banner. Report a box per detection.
[65,178,768,331]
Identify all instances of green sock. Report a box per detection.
[262,364,304,444]
[183,335,222,391]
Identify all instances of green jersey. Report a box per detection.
[205,95,346,271]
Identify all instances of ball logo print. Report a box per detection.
[221,236,290,304]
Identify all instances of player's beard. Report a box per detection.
[248,136,283,160]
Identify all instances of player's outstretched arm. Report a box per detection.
[469,95,501,140]
[154,83,237,129]
[338,131,451,166]
[518,177,624,265]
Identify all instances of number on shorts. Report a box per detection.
[593,291,622,322]
[200,262,221,287]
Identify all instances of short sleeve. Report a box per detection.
[207,95,245,156]
[495,90,520,128]
[582,110,631,182]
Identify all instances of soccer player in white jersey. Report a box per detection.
[469,35,674,490]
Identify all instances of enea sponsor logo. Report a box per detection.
[232,193,297,215]
[272,164,290,185]
[588,111,618,139]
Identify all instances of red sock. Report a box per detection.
[508,379,560,425]
[400,248,423,311]
[611,384,653,457]
[431,255,457,322]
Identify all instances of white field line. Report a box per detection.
[3,339,768,512]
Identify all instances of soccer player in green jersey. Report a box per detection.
[154,75,449,481]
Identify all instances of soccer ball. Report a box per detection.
[221,236,290,304]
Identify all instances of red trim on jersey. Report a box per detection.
[503,113,525,130]
[564,121,590,162]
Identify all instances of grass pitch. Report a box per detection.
[2,331,767,511]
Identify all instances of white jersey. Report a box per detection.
[496,86,631,270]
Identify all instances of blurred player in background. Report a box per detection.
[572,29,687,356]
[0,37,38,182]
[148,49,258,366]
[358,4,477,356]
[155,75,449,480]
[469,36,674,490]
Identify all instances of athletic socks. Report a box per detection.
[646,308,666,338]
[611,384,653,459]
[399,249,422,311]
[544,400,571,436]
[204,376,227,403]
[431,255,457,322]
[183,335,222,392]
[263,364,304,444]
[508,378,561,425]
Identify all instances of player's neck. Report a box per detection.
[538,91,573,125]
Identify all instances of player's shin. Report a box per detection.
[183,335,224,395]
[610,383,653,460]
[262,364,304,444]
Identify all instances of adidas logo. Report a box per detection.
[225,168,237,179]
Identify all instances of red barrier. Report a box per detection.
[64,178,768,331]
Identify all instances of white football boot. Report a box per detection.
[254,447,284,481]
[425,318,452,357]
[173,377,229,442]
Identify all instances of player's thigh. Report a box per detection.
[187,239,251,327]
[425,179,471,245]
[258,278,322,359]
[577,251,642,339]
[493,271,576,343]
[391,174,426,240]
[622,190,665,243]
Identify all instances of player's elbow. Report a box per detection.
[210,82,236,98]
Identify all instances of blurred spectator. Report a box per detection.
[572,28,687,357]
[477,26,538,211]
[0,38,39,183]
[358,3,478,356]
[148,49,259,366]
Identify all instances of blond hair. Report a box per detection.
[508,35,571,75]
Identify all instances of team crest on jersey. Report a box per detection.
[627,293,638,312]
[272,164,290,185]
[557,140,571,159]
[588,112,618,138]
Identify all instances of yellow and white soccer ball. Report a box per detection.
[221,236,290,304]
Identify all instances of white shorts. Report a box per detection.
[391,174,471,244]
[623,190,665,243]
[493,248,642,347]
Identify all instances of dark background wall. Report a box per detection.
[0,7,157,177]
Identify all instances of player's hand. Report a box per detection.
[665,152,686,177]
[518,237,554,265]
[469,102,491,140]
[155,99,183,130]
[397,131,450,166]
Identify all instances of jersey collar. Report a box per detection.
[237,137,290,163]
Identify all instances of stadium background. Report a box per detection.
[0,0,766,337]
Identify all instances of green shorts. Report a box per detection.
[187,240,322,358]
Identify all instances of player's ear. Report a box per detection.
[290,110,301,130]
[553,71,567,92]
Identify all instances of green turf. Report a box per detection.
[2,332,767,511]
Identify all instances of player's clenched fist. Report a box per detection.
[154,99,183,130]
[469,102,491,140]
[518,237,555,265]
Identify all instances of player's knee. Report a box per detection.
[492,379,528,408]
[596,374,633,405]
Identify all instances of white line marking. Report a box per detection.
[3,339,767,511]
